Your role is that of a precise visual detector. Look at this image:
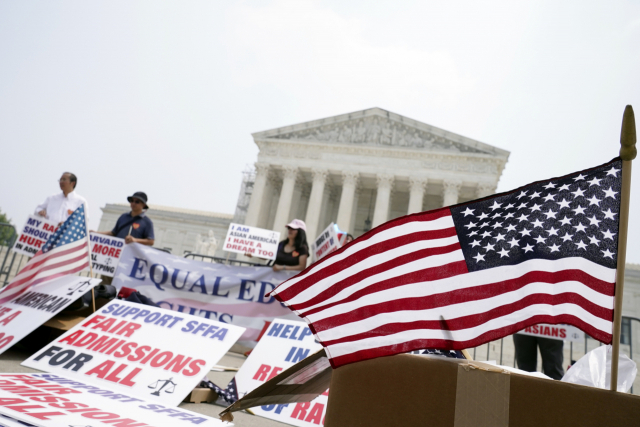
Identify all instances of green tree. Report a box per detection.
[0,209,15,247]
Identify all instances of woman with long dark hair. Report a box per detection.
[272,219,309,272]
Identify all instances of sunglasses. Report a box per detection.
[130,199,144,204]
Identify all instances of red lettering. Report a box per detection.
[114,249,121,258]
[108,248,117,257]
[551,327,559,337]
[84,360,115,379]
[104,364,128,383]
[560,329,566,339]
[59,330,84,345]
[74,332,99,348]
[0,311,21,326]
[291,402,310,420]
[305,403,324,424]
[252,364,271,381]
[182,359,205,376]
[120,367,142,387]
[267,367,283,381]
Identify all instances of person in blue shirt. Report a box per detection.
[95,192,155,246]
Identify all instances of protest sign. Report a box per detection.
[22,299,245,407]
[310,223,342,262]
[112,243,299,345]
[0,276,102,356]
[223,223,280,260]
[517,324,584,342]
[11,215,58,257]
[0,373,230,427]
[89,233,125,277]
[233,319,328,426]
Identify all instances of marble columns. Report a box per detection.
[272,166,298,234]
[336,171,359,232]
[372,174,394,227]
[305,168,329,242]
[476,182,495,199]
[244,163,270,227]
[442,179,462,207]
[407,176,428,214]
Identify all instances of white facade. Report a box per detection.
[243,107,510,240]
[97,203,232,257]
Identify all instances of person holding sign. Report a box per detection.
[94,192,155,246]
[35,172,88,225]
[272,219,309,272]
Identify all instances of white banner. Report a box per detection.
[0,276,102,355]
[223,223,280,260]
[0,373,230,427]
[517,324,584,342]
[310,223,342,262]
[11,215,58,257]
[233,319,327,426]
[111,244,299,345]
[22,299,245,407]
[89,233,125,277]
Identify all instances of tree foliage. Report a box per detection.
[0,209,16,247]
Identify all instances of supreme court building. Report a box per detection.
[239,107,510,241]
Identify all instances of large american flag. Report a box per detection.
[269,158,622,368]
[0,205,90,304]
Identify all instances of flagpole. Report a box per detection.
[83,205,96,313]
[610,105,636,392]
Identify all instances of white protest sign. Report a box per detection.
[517,324,584,342]
[22,299,245,407]
[223,223,280,260]
[310,223,342,262]
[0,373,230,427]
[233,319,328,426]
[11,215,58,257]
[89,232,125,277]
[0,276,102,356]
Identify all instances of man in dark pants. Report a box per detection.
[513,334,564,380]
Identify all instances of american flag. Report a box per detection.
[269,158,622,368]
[0,205,90,304]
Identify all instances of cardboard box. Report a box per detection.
[325,354,640,427]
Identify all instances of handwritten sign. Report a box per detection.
[517,323,584,342]
[233,319,328,426]
[311,223,342,262]
[22,300,245,406]
[223,223,280,260]
[0,373,229,427]
[0,276,102,356]
[89,233,125,277]
[11,215,58,257]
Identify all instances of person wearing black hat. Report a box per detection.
[94,192,155,246]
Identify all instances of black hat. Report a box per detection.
[127,192,149,209]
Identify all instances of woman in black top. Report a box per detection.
[273,219,309,272]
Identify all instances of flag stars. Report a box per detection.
[558,216,572,226]
[491,212,502,219]
[505,224,517,232]
[543,182,556,190]
[574,223,587,233]
[468,230,478,237]
[489,201,502,210]
[600,229,616,240]
[462,207,475,216]
[477,212,489,220]
[573,174,586,181]
[587,177,602,186]
[507,238,520,248]
[534,235,546,244]
[519,229,532,237]
[546,227,559,236]
[470,240,481,248]
[571,188,585,198]
[587,216,601,227]
[531,219,544,228]
[558,184,571,191]
[603,209,617,220]
[517,214,529,222]
[543,209,557,219]
[557,199,571,209]
[473,253,486,262]
[491,222,503,229]
[603,187,618,199]
[561,232,574,242]
[516,191,528,199]
[572,206,586,216]
[606,166,620,177]
[481,231,492,239]
[523,243,534,253]
[464,222,478,229]
[587,195,601,206]
[528,191,541,199]
[504,212,515,220]
[543,194,556,202]
[498,248,510,258]
[548,243,561,253]
[530,203,542,212]
[575,240,587,250]
[602,249,615,259]
[505,203,515,209]
[494,233,506,242]
[588,236,601,246]
[483,242,496,252]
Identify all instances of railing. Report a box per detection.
[183,252,266,267]
[0,223,30,288]
[468,318,640,394]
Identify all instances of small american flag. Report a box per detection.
[269,158,622,368]
[0,205,90,304]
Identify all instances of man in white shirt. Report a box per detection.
[35,172,89,225]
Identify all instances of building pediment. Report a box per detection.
[252,107,509,158]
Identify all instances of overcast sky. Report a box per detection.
[1,1,639,261]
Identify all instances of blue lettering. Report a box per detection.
[181,321,198,333]
[280,325,293,339]
[211,276,230,298]
[188,275,207,294]
[275,404,289,414]
[149,264,168,290]
[284,346,296,362]
[268,323,284,337]
[219,313,233,323]
[291,347,310,363]
[258,282,276,304]
[211,328,228,341]
[298,328,313,341]
[171,269,190,290]
[289,326,300,340]
[237,280,256,301]
[129,258,148,281]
